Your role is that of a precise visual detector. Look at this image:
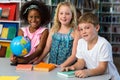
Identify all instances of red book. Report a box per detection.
[16,64,33,71]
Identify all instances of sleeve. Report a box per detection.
[76,39,84,59]
[99,42,112,62]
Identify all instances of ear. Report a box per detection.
[96,24,100,32]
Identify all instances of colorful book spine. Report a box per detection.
[0,24,3,35]
[7,27,16,40]
[1,27,8,39]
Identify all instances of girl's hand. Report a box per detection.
[17,57,29,64]
[33,58,42,64]
[10,55,17,64]
[75,69,90,78]
[29,57,39,64]
[61,66,75,72]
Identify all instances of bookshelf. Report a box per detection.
[97,0,120,56]
[41,0,97,29]
[0,1,21,57]
[0,0,97,57]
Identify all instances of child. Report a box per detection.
[62,13,120,80]
[33,2,80,67]
[10,0,51,64]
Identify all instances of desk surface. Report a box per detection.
[0,58,111,80]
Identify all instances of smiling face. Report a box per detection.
[58,5,72,26]
[27,9,41,29]
[78,23,99,42]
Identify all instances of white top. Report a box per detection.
[76,36,120,80]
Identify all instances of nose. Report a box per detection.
[62,13,66,18]
[32,17,36,22]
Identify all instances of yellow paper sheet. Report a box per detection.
[0,76,19,80]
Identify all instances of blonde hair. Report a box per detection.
[51,2,77,33]
[78,12,99,26]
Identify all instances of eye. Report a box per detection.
[29,16,33,18]
[78,27,83,31]
[86,26,89,29]
[35,16,40,18]
[59,12,63,15]
[66,13,70,15]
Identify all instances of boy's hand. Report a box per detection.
[61,66,75,72]
[75,69,89,78]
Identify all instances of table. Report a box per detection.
[0,58,111,80]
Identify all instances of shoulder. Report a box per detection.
[49,28,55,36]
[97,36,112,49]
[98,36,111,45]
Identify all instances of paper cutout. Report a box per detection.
[0,76,19,80]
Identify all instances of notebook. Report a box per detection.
[16,64,33,71]
[57,70,75,78]
[33,62,55,72]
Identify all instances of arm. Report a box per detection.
[27,29,49,61]
[10,29,24,64]
[60,29,81,67]
[75,61,108,78]
[61,58,85,71]
[33,30,53,64]
[17,29,49,63]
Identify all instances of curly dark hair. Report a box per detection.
[20,0,51,26]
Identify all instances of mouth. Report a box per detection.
[83,35,88,37]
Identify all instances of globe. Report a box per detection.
[10,36,31,57]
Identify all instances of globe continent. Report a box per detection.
[10,36,31,56]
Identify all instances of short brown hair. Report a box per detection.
[78,12,99,26]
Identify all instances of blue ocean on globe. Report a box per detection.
[10,36,31,56]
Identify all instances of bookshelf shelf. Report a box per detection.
[0,1,21,57]
[98,0,120,55]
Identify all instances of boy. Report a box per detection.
[62,13,120,80]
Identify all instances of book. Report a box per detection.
[33,62,55,72]
[7,27,16,40]
[0,7,2,17]
[57,70,75,78]
[0,24,3,35]
[1,27,8,39]
[0,3,17,20]
[0,46,7,57]
[16,64,33,71]
[5,46,12,58]
[1,8,10,19]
